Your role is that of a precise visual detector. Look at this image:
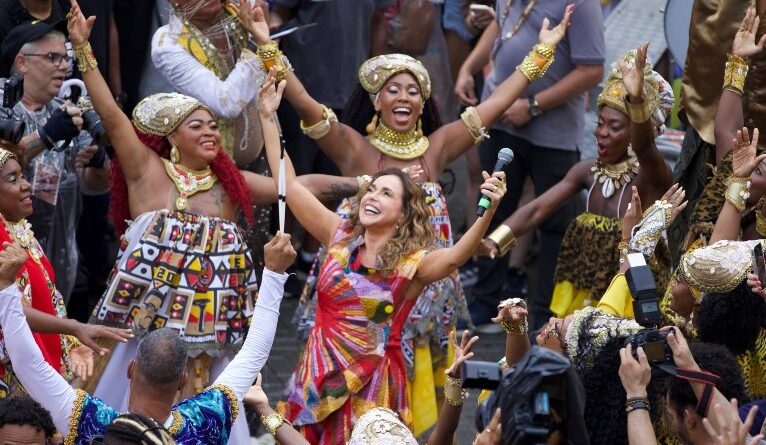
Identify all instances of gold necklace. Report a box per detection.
[6,218,42,263]
[591,152,640,198]
[369,122,429,161]
[162,159,218,211]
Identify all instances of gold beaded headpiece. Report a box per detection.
[0,148,16,170]
[565,307,641,372]
[132,92,212,137]
[359,54,432,100]
[597,50,674,135]
[679,239,761,294]
[347,407,418,445]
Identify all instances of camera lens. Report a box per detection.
[82,109,109,145]
[0,118,26,144]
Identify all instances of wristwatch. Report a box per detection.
[261,412,290,437]
[528,96,543,117]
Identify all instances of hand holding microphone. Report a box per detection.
[477,147,513,216]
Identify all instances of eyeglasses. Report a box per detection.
[23,52,71,66]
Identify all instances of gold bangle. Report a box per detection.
[723,54,749,94]
[300,106,338,140]
[487,225,517,256]
[444,376,469,406]
[73,42,98,73]
[625,97,651,124]
[460,106,489,143]
[517,43,556,82]
[502,318,528,336]
[260,412,291,437]
[724,176,751,212]
[256,41,287,82]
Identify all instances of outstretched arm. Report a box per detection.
[67,0,150,182]
[242,171,359,206]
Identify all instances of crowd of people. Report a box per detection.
[0,0,764,444]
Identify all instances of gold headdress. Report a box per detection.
[0,148,16,170]
[597,49,674,134]
[347,407,418,445]
[132,92,212,137]
[679,239,761,294]
[565,307,641,372]
[359,54,432,100]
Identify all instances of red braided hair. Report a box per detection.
[109,125,254,234]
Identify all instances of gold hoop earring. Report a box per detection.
[366,113,379,135]
[170,146,180,163]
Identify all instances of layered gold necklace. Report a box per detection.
[162,159,218,211]
[591,151,640,198]
[369,122,429,161]
[6,218,42,263]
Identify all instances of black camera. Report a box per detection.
[624,253,675,375]
[461,360,503,390]
[1,74,26,143]
[77,97,109,146]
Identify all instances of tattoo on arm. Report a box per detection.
[317,181,359,201]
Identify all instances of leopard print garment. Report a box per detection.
[684,152,733,248]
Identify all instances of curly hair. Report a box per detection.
[696,280,766,355]
[103,413,175,445]
[109,125,253,234]
[342,82,442,137]
[0,396,56,438]
[340,168,434,272]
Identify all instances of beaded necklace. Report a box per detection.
[369,122,430,161]
[591,151,640,199]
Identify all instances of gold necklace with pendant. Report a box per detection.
[591,150,640,199]
[369,121,430,161]
[6,218,43,263]
[162,159,218,211]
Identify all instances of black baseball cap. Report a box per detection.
[0,19,67,77]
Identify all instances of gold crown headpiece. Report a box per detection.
[679,239,761,294]
[132,92,211,137]
[347,407,418,445]
[565,307,641,372]
[359,53,432,101]
[0,148,16,170]
[597,49,675,134]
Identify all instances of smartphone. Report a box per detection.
[469,3,495,14]
[753,243,766,285]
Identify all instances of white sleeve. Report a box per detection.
[214,268,287,400]
[0,284,76,433]
[151,25,266,119]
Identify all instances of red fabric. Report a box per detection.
[0,223,62,375]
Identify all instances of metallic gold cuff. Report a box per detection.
[257,42,287,82]
[625,97,651,124]
[487,224,517,256]
[74,42,97,73]
[723,54,749,95]
[502,317,528,336]
[444,376,469,406]
[724,176,751,212]
[517,43,556,82]
[300,106,338,140]
[460,106,489,143]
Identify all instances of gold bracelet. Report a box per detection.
[460,106,489,143]
[256,41,287,82]
[487,224,517,256]
[618,240,629,265]
[73,42,98,73]
[625,97,651,124]
[300,106,338,140]
[261,412,291,437]
[723,54,749,94]
[502,317,528,336]
[356,175,372,188]
[724,176,751,212]
[517,43,556,82]
[444,376,469,406]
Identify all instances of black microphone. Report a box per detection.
[477,147,514,217]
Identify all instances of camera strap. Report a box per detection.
[674,368,722,417]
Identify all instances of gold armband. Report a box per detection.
[487,224,517,256]
[73,42,98,73]
[460,106,489,143]
[300,106,338,140]
[722,54,749,95]
[517,43,556,82]
[625,97,651,124]
[256,41,287,82]
[444,376,469,406]
[724,176,751,212]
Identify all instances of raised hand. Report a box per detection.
[66,0,96,46]
[538,4,573,46]
[72,323,133,356]
[232,0,270,44]
[444,330,479,378]
[731,127,766,178]
[661,183,688,224]
[702,400,764,445]
[479,171,507,213]
[620,42,649,102]
[263,231,296,274]
[258,69,287,118]
[243,373,270,412]
[491,298,527,325]
[732,7,766,58]
[621,186,642,242]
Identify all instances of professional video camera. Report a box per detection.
[623,252,675,376]
[0,74,26,144]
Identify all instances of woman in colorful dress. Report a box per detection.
[478,44,674,321]
[0,148,131,398]
[257,71,507,444]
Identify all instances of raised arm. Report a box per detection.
[242,171,359,205]
[214,234,293,400]
[67,0,150,182]
[258,74,342,245]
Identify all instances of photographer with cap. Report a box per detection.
[0,19,108,302]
